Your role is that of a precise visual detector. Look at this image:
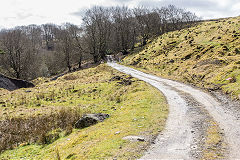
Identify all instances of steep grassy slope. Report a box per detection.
[0,64,168,159]
[123,16,240,99]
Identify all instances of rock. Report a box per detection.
[74,113,109,129]
[122,136,145,142]
[115,131,120,135]
[0,73,34,91]
[110,76,122,81]
[117,79,132,86]
[111,107,116,110]
[110,76,133,86]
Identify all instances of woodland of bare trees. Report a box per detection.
[0,5,199,80]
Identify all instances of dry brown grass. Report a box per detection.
[0,107,82,153]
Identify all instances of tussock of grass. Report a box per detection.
[123,16,240,99]
[0,64,168,159]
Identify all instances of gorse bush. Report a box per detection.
[0,107,83,153]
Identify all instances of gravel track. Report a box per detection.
[108,62,240,160]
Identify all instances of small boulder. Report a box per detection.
[122,136,145,142]
[117,79,132,86]
[110,76,122,81]
[74,113,109,129]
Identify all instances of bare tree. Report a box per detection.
[111,6,138,53]
[55,26,75,72]
[0,29,34,79]
[42,24,58,50]
[20,25,42,50]
[155,5,199,33]
[66,23,85,68]
[133,7,150,46]
[83,6,112,63]
[81,5,199,61]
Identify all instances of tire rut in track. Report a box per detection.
[174,89,228,159]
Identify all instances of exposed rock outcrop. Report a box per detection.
[109,75,133,86]
[122,136,145,142]
[0,74,34,91]
[74,113,109,129]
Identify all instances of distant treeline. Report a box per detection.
[0,5,199,80]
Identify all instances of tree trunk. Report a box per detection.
[142,38,147,46]
[16,72,20,79]
[93,55,99,63]
[78,54,82,69]
[67,65,71,72]
[100,52,106,61]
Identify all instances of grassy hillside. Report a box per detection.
[0,64,168,159]
[123,16,240,99]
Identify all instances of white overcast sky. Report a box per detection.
[0,0,239,28]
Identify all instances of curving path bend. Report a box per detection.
[108,62,240,160]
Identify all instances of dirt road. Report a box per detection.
[108,62,240,159]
